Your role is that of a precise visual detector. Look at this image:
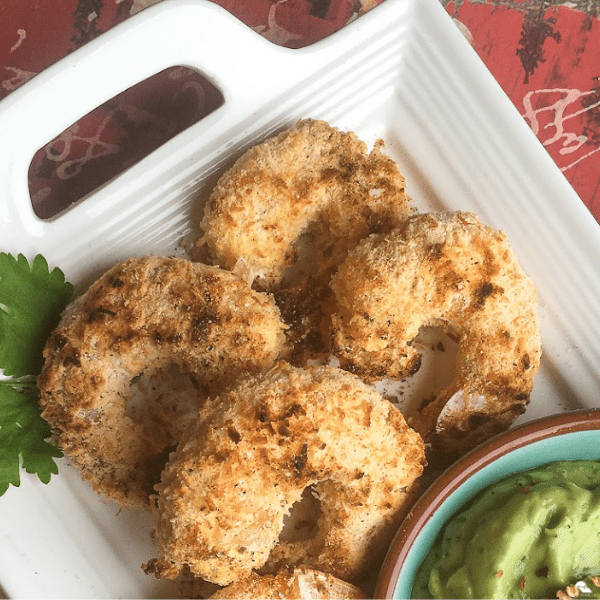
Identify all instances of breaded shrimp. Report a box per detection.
[144,362,425,586]
[209,567,367,599]
[199,119,412,363]
[330,212,541,459]
[38,256,286,509]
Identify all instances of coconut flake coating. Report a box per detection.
[199,119,412,363]
[209,567,366,599]
[38,256,286,509]
[145,362,425,586]
[330,211,542,458]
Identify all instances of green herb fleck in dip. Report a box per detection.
[412,461,600,599]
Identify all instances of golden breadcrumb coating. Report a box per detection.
[330,211,541,459]
[38,256,286,509]
[198,119,412,363]
[209,567,366,599]
[144,362,425,586]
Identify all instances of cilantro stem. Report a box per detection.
[0,377,38,389]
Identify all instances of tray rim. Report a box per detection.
[1,0,599,597]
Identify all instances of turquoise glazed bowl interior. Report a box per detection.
[374,409,600,599]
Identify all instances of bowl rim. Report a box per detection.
[374,408,600,599]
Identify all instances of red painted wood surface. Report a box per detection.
[446,0,600,221]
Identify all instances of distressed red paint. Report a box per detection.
[446,1,600,219]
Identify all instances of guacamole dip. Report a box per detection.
[412,460,600,599]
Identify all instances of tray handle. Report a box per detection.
[0,0,306,243]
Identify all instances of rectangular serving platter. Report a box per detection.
[1,0,599,596]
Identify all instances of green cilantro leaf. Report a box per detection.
[0,253,74,377]
[0,381,63,494]
[0,253,73,495]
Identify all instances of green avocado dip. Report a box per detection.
[412,460,600,599]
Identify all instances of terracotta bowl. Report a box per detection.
[374,409,600,599]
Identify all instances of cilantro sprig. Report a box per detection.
[0,253,74,495]
[0,379,63,495]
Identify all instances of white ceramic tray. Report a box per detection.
[1,0,599,596]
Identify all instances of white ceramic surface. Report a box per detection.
[0,0,599,596]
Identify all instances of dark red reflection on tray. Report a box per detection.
[28,66,224,220]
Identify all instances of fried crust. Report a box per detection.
[145,362,425,586]
[38,256,286,509]
[199,119,412,363]
[330,212,542,459]
[209,567,367,599]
